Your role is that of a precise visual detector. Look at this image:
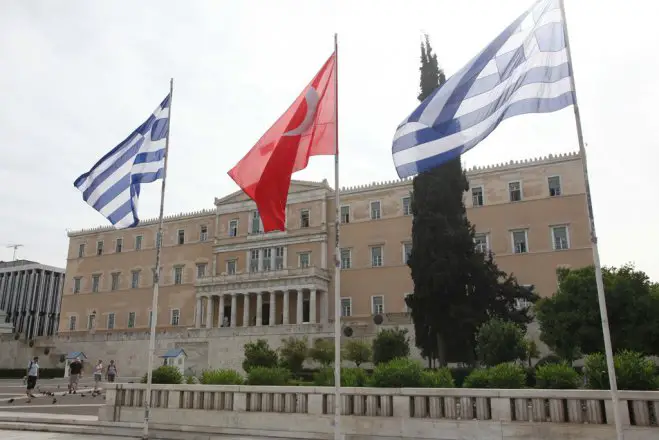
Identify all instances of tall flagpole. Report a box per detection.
[142,78,174,440]
[332,33,343,440]
[559,3,623,439]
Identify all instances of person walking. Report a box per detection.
[93,360,103,392]
[25,356,39,402]
[68,357,83,394]
[106,360,118,383]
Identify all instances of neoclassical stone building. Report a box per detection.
[60,152,593,336]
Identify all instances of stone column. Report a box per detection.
[256,292,263,326]
[230,294,237,328]
[258,250,264,272]
[283,290,290,325]
[269,291,276,326]
[283,247,288,269]
[320,290,329,324]
[218,295,225,327]
[242,293,250,327]
[296,289,303,324]
[195,297,202,328]
[309,289,317,324]
[205,296,213,329]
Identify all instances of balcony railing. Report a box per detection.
[196,266,330,285]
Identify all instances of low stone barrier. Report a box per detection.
[101,383,659,439]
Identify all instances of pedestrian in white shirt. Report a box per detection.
[26,356,39,402]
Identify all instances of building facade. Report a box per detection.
[60,152,593,335]
[0,260,65,340]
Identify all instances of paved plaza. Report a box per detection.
[0,378,113,417]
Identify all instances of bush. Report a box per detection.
[535,354,564,368]
[312,367,368,387]
[200,369,244,385]
[246,367,291,386]
[372,328,410,365]
[309,338,335,366]
[242,339,278,373]
[0,368,65,379]
[449,367,473,388]
[420,368,455,388]
[584,351,658,390]
[463,363,526,389]
[185,375,199,384]
[475,318,527,367]
[141,365,183,384]
[535,363,580,389]
[369,358,422,388]
[343,340,372,367]
[279,337,308,376]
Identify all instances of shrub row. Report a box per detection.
[0,368,65,379]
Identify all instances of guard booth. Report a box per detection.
[63,351,87,378]
[160,348,187,375]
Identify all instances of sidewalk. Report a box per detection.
[2,430,136,439]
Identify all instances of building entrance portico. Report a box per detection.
[195,267,330,328]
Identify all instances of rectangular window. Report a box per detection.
[227,260,237,275]
[73,277,81,294]
[177,229,185,245]
[340,206,350,224]
[131,270,140,288]
[371,295,384,315]
[370,201,381,220]
[135,235,143,250]
[340,298,352,317]
[509,181,522,202]
[249,249,259,272]
[148,311,154,328]
[472,186,484,207]
[96,241,103,256]
[512,230,528,254]
[402,196,411,216]
[404,293,412,313]
[229,219,238,237]
[200,225,208,242]
[127,312,136,328]
[92,275,100,293]
[402,243,412,263]
[196,263,207,278]
[174,266,183,285]
[370,246,383,267]
[155,232,162,249]
[171,309,180,326]
[115,238,123,253]
[274,247,284,270]
[300,209,310,228]
[111,272,120,291]
[548,176,562,197]
[107,313,115,330]
[474,233,489,253]
[78,243,85,258]
[88,314,95,330]
[340,248,351,269]
[299,252,311,268]
[68,316,77,331]
[262,248,272,271]
[552,226,570,250]
[251,211,262,234]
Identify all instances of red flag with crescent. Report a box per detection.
[228,52,337,232]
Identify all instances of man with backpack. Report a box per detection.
[68,357,83,394]
[106,360,118,382]
[26,356,39,402]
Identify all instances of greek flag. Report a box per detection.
[74,94,170,228]
[392,0,574,178]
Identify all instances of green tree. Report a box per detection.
[405,35,537,366]
[372,328,410,365]
[524,339,540,368]
[242,339,278,373]
[279,337,308,376]
[309,338,335,366]
[536,265,659,359]
[343,339,372,367]
[475,318,527,366]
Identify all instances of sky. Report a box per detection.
[1,0,657,281]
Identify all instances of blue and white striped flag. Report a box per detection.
[74,94,171,228]
[392,0,574,178]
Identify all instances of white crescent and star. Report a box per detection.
[283,87,320,137]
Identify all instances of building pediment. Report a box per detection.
[215,179,332,207]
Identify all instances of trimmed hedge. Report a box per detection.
[0,368,65,379]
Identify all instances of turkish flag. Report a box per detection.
[228,52,337,232]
